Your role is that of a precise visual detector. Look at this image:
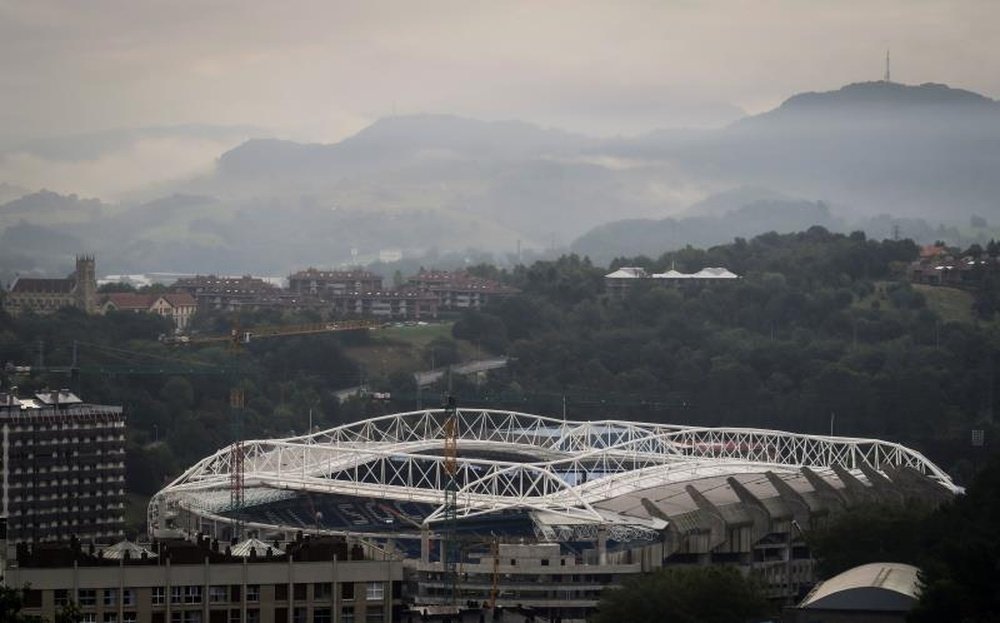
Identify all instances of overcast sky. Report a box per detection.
[1,0,997,197]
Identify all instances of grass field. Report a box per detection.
[913,284,976,324]
[345,321,481,377]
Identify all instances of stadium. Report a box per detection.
[149,408,959,619]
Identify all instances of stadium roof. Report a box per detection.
[800,562,921,611]
[150,409,958,540]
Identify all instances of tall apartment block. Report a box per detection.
[0,389,126,544]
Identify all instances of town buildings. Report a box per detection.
[406,270,519,311]
[2,256,98,316]
[4,535,404,623]
[102,292,198,332]
[0,389,126,545]
[172,275,285,312]
[287,269,383,297]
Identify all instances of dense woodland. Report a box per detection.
[1,226,998,515]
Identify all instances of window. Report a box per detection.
[23,590,41,608]
[209,586,228,604]
[123,614,137,623]
[79,590,97,607]
[313,583,331,600]
[292,608,308,623]
[245,586,259,603]
[104,589,118,607]
[230,586,241,603]
[123,590,135,607]
[273,609,287,623]
[312,608,331,623]
[341,606,355,623]
[152,587,166,605]
[541,559,550,566]
[228,610,241,623]
[293,584,307,601]
[246,610,259,623]
[365,606,384,623]
[173,586,202,604]
[365,583,384,601]
[82,615,97,623]
[274,585,288,601]
[104,614,118,623]
[341,583,354,601]
[55,589,70,607]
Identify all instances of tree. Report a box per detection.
[909,451,1000,623]
[593,566,770,623]
[0,585,47,623]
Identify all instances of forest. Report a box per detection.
[1,226,998,530]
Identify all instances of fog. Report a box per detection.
[1,1,999,278]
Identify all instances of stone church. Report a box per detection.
[2,256,98,316]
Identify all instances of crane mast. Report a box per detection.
[442,395,459,604]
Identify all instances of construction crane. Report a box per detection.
[442,395,460,605]
[189,318,378,539]
[161,319,379,346]
[488,535,501,610]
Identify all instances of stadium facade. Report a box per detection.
[150,409,958,622]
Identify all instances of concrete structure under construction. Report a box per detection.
[150,410,957,622]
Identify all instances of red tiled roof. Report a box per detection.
[102,293,152,310]
[160,292,197,307]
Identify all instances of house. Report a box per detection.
[102,291,198,332]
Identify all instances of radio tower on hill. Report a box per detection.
[884,49,891,83]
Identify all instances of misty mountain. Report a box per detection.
[209,115,593,191]
[3,81,1000,278]
[612,81,1000,220]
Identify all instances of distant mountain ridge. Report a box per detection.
[4,80,1000,279]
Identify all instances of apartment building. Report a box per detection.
[5,536,405,623]
[0,390,125,544]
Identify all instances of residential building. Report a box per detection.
[4,535,404,623]
[3,256,98,316]
[604,266,740,298]
[287,269,383,298]
[327,288,439,320]
[0,390,125,544]
[172,276,283,312]
[101,292,198,332]
[406,271,518,311]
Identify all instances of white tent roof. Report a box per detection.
[100,540,157,560]
[800,562,920,611]
[230,537,284,558]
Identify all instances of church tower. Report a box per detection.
[74,255,98,313]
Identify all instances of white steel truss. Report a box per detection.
[149,409,958,534]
